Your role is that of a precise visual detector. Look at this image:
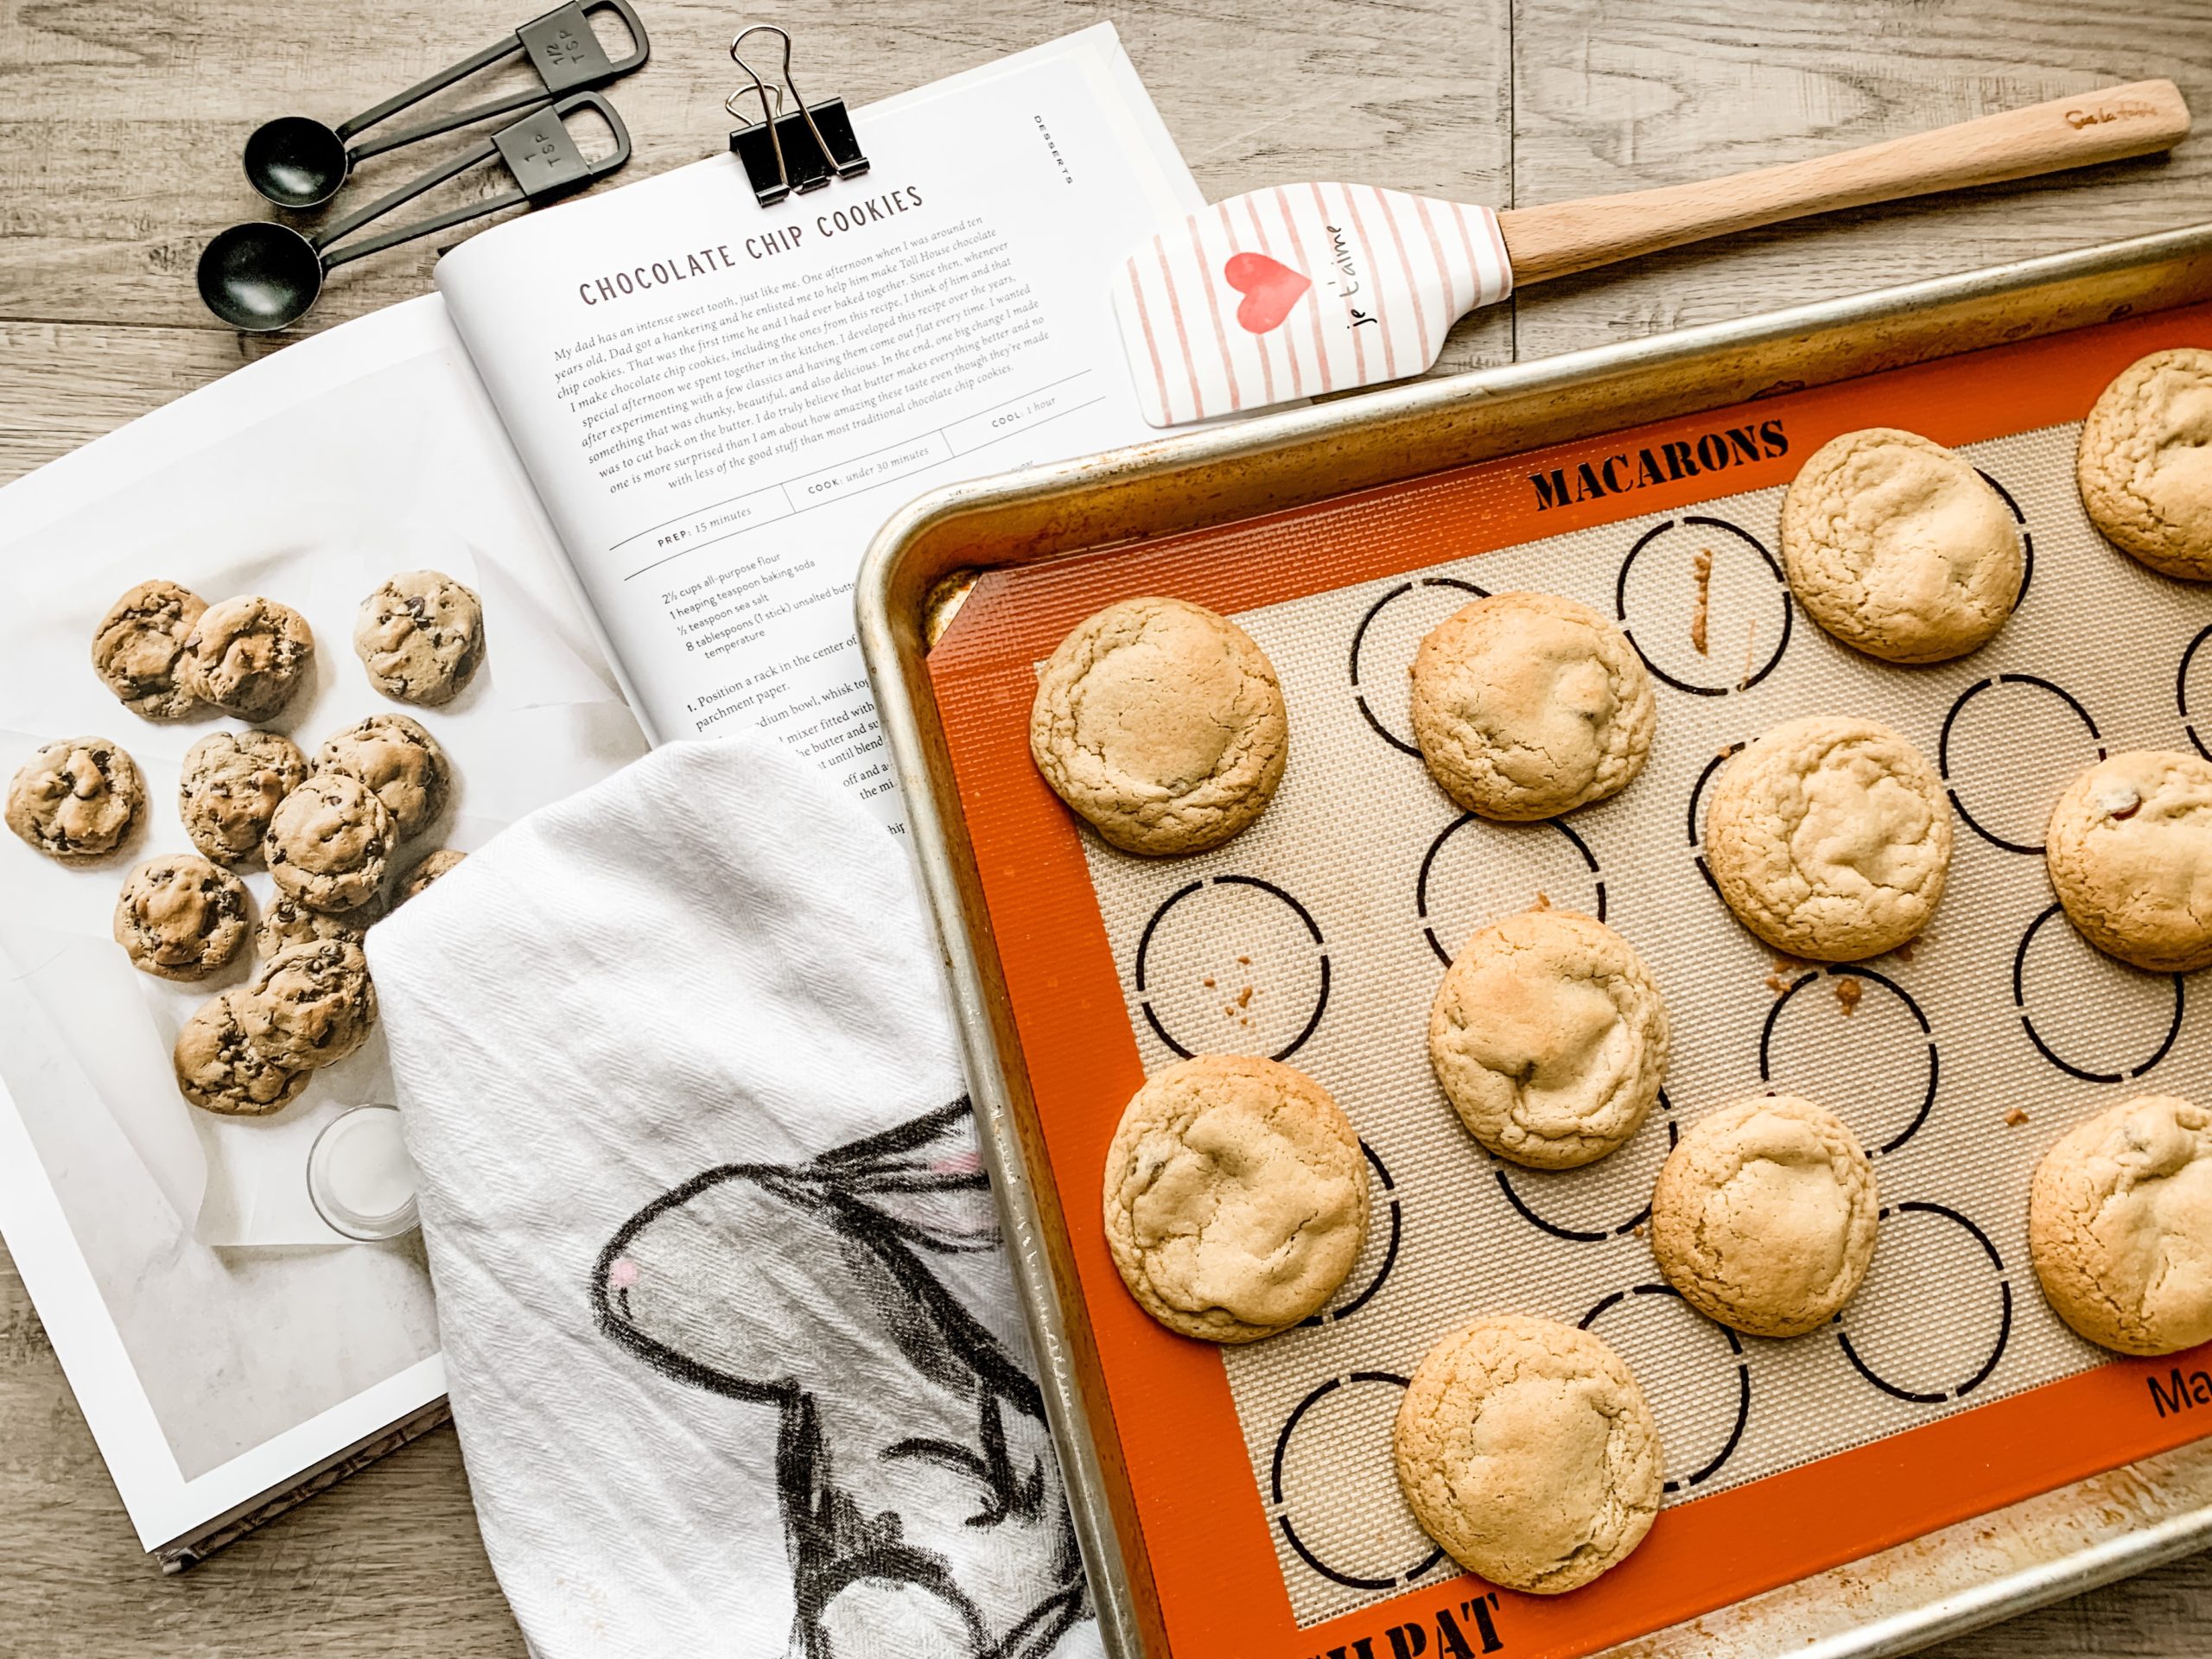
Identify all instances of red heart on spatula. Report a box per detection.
[1223,251,1312,334]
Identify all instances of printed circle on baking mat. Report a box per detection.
[1417,811,1605,967]
[1300,1142,1402,1329]
[1685,739,1747,895]
[1937,675,2103,854]
[1615,515,1791,696]
[1348,575,1490,756]
[1134,875,1330,1063]
[1761,968,1938,1156]
[1836,1202,2011,1404]
[1269,1372,1446,1591]
[2012,902,2184,1084]
[1974,466,2036,610]
[1494,1092,1678,1243]
[1579,1282,1749,1492]
[2181,624,2212,763]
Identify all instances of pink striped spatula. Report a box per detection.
[1113,79,2190,427]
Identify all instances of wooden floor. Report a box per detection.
[4,0,2212,1651]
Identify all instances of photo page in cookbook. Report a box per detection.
[0,296,647,1557]
[436,23,1205,833]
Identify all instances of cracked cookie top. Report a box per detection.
[2045,750,2212,974]
[173,989,312,1117]
[91,579,207,720]
[1706,715,1951,962]
[1649,1094,1878,1338]
[179,728,308,865]
[238,938,378,1070]
[1780,427,2022,664]
[1408,591,1656,822]
[315,712,450,840]
[2076,347,2212,581]
[6,736,143,861]
[264,769,394,915]
[182,594,315,721]
[1393,1313,1662,1594]
[112,854,249,981]
[2030,1094,2212,1357]
[354,569,486,705]
[1030,595,1288,855]
[1428,907,1669,1170]
[1101,1052,1366,1343]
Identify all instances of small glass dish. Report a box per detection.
[307,1104,422,1242]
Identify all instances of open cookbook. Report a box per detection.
[0,23,1201,1563]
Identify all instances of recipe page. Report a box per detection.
[436,24,1203,830]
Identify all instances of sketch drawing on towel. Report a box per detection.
[592,1100,1092,1659]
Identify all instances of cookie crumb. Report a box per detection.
[1895,940,1916,963]
[1631,1223,1645,1238]
[1690,547,1713,656]
[1764,974,1793,997]
[1834,976,1863,1017]
[1237,986,1253,1007]
[1202,976,1215,988]
[1237,954,1251,965]
[2005,1107,2030,1127]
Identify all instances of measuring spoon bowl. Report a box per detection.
[197,221,324,332]
[244,116,354,209]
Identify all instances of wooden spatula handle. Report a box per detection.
[1497,79,2190,287]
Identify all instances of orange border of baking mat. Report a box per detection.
[927,300,2212,1659]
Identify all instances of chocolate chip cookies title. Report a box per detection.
[575,185,926,306]
[1529,417,1789,512]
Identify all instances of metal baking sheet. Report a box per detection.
[857,223,2212,1659]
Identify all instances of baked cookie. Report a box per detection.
[395,848,465,904]
[1780,428,2022,663]
[2045,751,2212,974]
[1101,1053,1367,1342]
[91,579,207,719]
[1428,908,1669,1170]
[264,771,394,914]
[1705,715,1951,962]
[354,569,486,705]
[181,594,315,720]
[1650,1095,1878,1338]
[238,939,378,1069]
[178,729,308,865]
[255,892,372,960]
[1408,592,1656,822]
[173,990,312,1116]
[112,855,249,981]
[2031,1095,2212,1356]
[1030,596,1288,856]
[315,713,449,839]
[2076,348,2212,581]
[5,737,143,861]
[1394,1314,1662,1594]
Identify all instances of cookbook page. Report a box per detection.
[436,24,1204,831]
[0,296,646,1549]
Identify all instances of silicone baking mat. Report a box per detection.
[925,302,2212,1659]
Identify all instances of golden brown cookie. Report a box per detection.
[1101,1053,1366,1342]
[181,594,315,720]
[5,737,143,862]
[1394,1314,1662,1594]
[1029,596,1288,855]
[1705,715,1951,962]
[2031,1095,2212,1356]
[173,990,312,1116]
[178,729,308,866]
[2076,347,2212,581]
[254,892,372,960]
[395,848,466,904]
[1780,428,2022,663]
[1428,908,1669,1170]
[91,579,207,719]
[1649,1095,1878,1338]
[354,570,486,705]
[314,713,449,839]
[2045,751,2212,974]
[238,939,378,1070]
[1408,592,1656,821]
[264,770,394,915]
[112,855,249,981]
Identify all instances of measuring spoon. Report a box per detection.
[243,0,646,209]
[202,92,632,331]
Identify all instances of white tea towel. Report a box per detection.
[366,734,1096,1659]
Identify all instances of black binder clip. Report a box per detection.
[726,24,868,207]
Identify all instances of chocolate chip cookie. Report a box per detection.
[178,729,308,866]
[112,855,249,981]
[173,990,312,1116]
[394,847,465,903]
[181,594,315,720]
[264,770,393,914]
[254,892,372,960]
[354,569,486,705]
[238,939,378,1069]
[2076,347,2212,581]
[6,737,143,861]
[314,713,449,839]
[91,579,207,719]
[2045,751,2212,974]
